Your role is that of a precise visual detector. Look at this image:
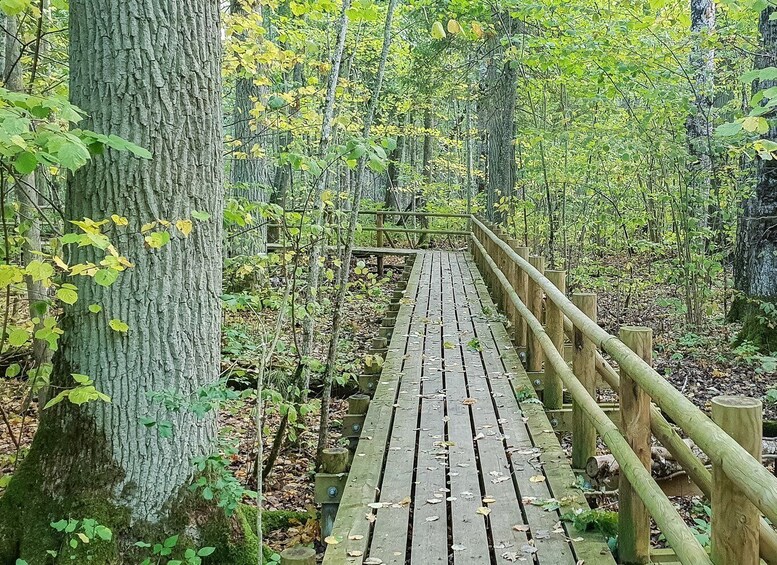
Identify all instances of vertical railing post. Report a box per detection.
[504,238,521,343]
[527,255,545,372]
[571,292,597,469]
[376,211,384,276]
[618,326,653,565]
[711,396,762,565]
[544,270,566,410]
[515,246,529,355]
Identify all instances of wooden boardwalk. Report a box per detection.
[324,251,614,565]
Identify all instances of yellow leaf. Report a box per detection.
[141,221,157,233]
[324,536,339,545]
[53,256,69,271]
[447,19,462,34]
[529,475,546,483]
[477,506,491,516]
[431,21,446,39]
[472,22,484,38]
[110,214,129,226]
[175,219,193,237]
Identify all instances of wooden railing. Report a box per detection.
[273,209,470,249]
[470,217,777,565]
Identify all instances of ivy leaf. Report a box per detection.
[144,231,171,249]
[175,219,193,237]
[6,363,21,377]
[192,210,210,221]
[88,304,102,313]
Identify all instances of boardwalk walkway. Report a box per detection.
[324,250,614,565]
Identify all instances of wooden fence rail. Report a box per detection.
[470,217,777,565]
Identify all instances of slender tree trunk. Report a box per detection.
[316,0,398,465]
[300,0,351,391]
[4,15,50,367]
[0,3,253,562]
[731,6,777,351]
[415,109,432,246]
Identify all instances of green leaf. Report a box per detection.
[715,121,743,137]
[71,373,91,385]
[109,319,129,333]
[6,363,21,378]
[56,287,78,305]
[197,547,216,557]
[0,0,30,15]
[56,141,91,172]
[13,151,38,175]
[144,231,171,249]
[88,304,102,313]
[94,269,119,287]
[163,535,179,549]
[192,210,211,221]
[25,260,54,282]
[7,328,29,347]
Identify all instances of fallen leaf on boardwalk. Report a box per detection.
[491,476,510,484]
[513,525,530,532]
[521,544,538,555]
[348,535,364,540]
[364,558,384,565]
[398,496,411,506]
[427,498,443,504]
[325,536,339,545]
[477,506,491,516]
[501,552,523,562]
[426,515,440,522]
[473,432,485,440]
[535,530,550,539]
[529,475,546,483]
[365,513,376,523]
[348,550,364,557]
[482,496,496,504]
[368,502,384,509]
[451,544,466,551]
[462,398,477,405]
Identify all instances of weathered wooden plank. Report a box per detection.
[322,254,425,565]
[368,253,434,564]
[448,253,530,563]
[462,253,616,565]
[439,252,491,563]
[455,252,578,564]
[410,252,450,564]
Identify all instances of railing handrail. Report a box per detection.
[283,209,470,219]
[470,233,712,564]
[471,216,777,527]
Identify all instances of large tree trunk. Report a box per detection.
[0,2,253,562]
[731,6,777,352]
[480,29,517,224]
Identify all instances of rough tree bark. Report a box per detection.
[731,6,777,352]
[229,0,273,256]
[687,0,715,230]
[480,26,517,224]
[0,2,255,563]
